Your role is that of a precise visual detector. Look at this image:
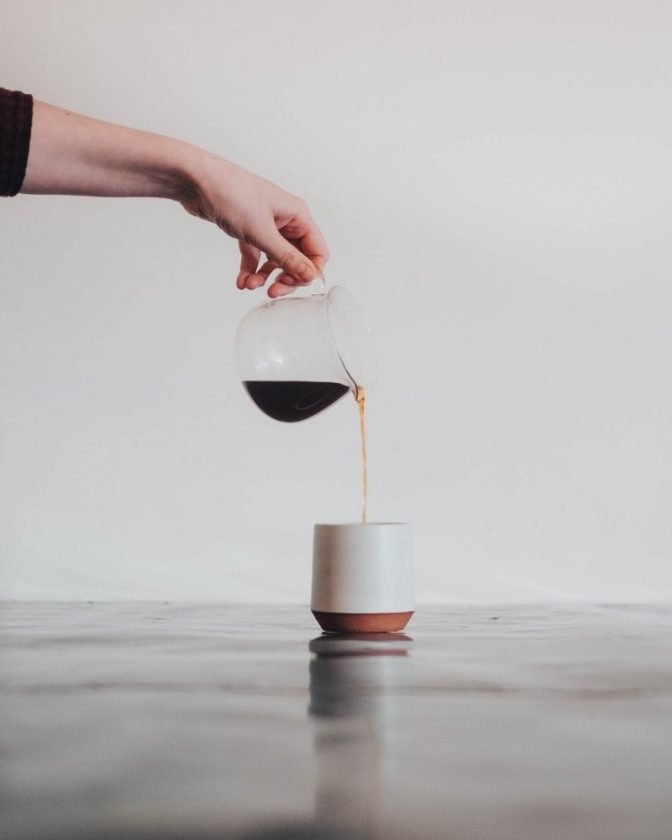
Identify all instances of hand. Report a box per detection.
[180,151,329,297]
[21,101,328,296]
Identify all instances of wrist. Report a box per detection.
[176,145,240,203]
[150,137,201,202]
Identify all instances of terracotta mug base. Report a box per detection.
[312,610,414,633]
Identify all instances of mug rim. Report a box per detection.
[314,521,409,528]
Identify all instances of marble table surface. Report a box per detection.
[2,603,672,839]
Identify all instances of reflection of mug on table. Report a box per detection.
[308,632,414,839]
[309,631,414,718]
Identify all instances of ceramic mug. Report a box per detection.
[311,523,414,632]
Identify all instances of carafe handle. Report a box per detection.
[312,271,326,295]
[284,269,326,298]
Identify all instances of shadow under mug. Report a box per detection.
[311,523,415,632]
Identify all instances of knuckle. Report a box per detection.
[280,250,312,280]
[290,195,308,215]
[280,250,301,271]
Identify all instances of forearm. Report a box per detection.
[16,97,328,294]
[21,100,196,199]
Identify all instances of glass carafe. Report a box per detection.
[236,282,376,422]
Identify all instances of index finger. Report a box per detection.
[279,214,329,274]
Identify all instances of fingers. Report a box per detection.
[237,246,282,291]
[236,199,330,296]
[267,277,299,298]
[236,242,261,290]
[292,220,329,277]
[278,210,329,275]
[254,259,279,289]
[263,228,319,284]
[237,234,313,294]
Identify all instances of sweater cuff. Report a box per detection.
[0,89,34,196]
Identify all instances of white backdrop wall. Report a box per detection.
[1,0,671,603]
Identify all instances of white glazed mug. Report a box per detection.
[311,523,415,632]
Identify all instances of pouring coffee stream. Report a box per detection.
[355,385,368,524]
[236,281,375,523]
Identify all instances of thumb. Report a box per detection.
[257,228,318,286]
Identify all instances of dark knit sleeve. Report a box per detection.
[0,87,34,196]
